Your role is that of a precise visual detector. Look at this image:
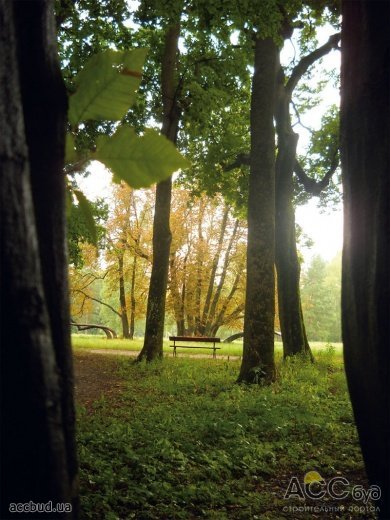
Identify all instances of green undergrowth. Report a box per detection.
[77,349,366,519]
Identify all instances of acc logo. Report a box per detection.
[284,471,381,503]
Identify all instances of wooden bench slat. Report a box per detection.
[169,345,221,349]
[169,336,221,358]
[169,336,220,343]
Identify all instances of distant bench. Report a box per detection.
[169,336,221,358]
[71,321,117,339]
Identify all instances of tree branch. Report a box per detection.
[291,100,314,134]
[286,33,341,96]
[223,153,251,171]
[294,151,339,196]
[73,289,122,317]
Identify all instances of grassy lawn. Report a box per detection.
[72,334,343,359]
[75,347,374,519]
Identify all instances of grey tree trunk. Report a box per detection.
[237,36,277,384]
[341,1,389,517]
[138,23,181,361]
[0,0,77,515]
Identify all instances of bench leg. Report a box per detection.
[173,345,177,357]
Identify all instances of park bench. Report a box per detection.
[70,321,117,339]
[169,336,221,358]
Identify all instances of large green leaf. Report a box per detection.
[72,189,98,245]
[95,126,190,188]
[68,48,147,126]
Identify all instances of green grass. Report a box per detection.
[72,334,343,359]
[76,348,370,519]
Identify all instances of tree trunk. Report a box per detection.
[194,200,205,335]
[274,52,313,361]
[118,253,130,338]
[138,23,180,361]
[237,37,277,384]
[341,1,389,517]
[211,268,243,335]
[201,205,229,333]
[0,0,77,515]
[275,129,313,360]
[205,219,239,335]
[169,253,186,335]
[129,254,137,339]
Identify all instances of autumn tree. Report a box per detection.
[168,191,246,337]
[105,184,152,338]
[70,185,153,339]
[340,0,389,516]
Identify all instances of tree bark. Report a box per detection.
[118,253,130,338]
[205,219,239,335]
[237,37,277,384]
[275,80,312,360]
[341,1,389,517]
[129,254,137,339]
[194,200,205,335]
[273,35,340,361]
[200,205,229,334]
[0,0,77,515]
[138,23,181,361]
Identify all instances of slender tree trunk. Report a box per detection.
[0,0,77,515]
[238,37,277,384]
[205,219,239,335]
[194,201,205,335]
[201,205,229,332]
[169,253,185,335]
[118,253,130,338]
[179,254,188,335]
[138,23,180,361]
[341,1,389,516]
[129,254,137,339]
[211,268,243,335]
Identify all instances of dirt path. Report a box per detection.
[73,351,126,410]
[74,349,240,409]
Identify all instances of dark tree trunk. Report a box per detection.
[274,50,313,361]
[129,254,137,339]
[238,37,277,384]
[273,35,340,361]
[275,126,313,360]
[138,23,180,361]
[0,0,77,516]
[118,253,130,338]
[341,1,389,517]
